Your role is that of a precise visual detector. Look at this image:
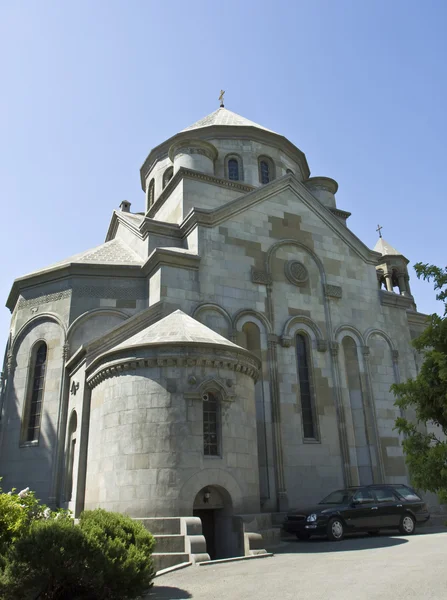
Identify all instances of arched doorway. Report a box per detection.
[193,485,235,559]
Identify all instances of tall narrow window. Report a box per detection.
[296,334,316,439]
[225,154,243,182]
[25,342,47,442]
[203,392,219,456]
[163,167,173,188]
[65,411,77,502]
[259,157,274,184]
[148,179,155,207]
[228,158,239,181]
[260,161,270,183]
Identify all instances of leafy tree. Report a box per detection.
[392,263,447,504]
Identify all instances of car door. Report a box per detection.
[343,489,379,530]
[372,487,402,528]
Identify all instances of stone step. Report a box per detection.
[152,552,190,573]
[154,534,185,553]
[135,517,181,535]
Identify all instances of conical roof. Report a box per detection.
[182,107,276,134]
[374,237,402,257]
[112,310,242,352]
[22,238,143,277]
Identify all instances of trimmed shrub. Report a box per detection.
[0,508,155,600]
[79,509,156,598]
[0,519,94,600]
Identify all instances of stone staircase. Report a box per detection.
[136,513,286,573]
[239,513,283,554]
[136,517,209,573]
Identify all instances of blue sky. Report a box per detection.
[1,0,446,345]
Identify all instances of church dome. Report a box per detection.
[140,104,311,196]
[181,107,276,134]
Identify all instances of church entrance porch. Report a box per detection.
[193,485,238,559]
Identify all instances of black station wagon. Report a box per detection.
[283,484,430,541]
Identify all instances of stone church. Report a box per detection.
[0,102,429,560]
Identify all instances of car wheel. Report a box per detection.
[399,514,416,535]
[368,531,380,536]
[327,518,344,541]
[296,532,310,541]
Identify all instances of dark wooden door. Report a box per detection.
[194,509,216,559]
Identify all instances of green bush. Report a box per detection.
[0,482,70,563]
[0,508,155,600]
[0,519,93,600]
[79,509,156,598]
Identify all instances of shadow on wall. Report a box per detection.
[146,586,192,599]
[276,533,409,554]
[0,378,55,503]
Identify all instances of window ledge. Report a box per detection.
[303,438,321,444]
[204,455,223,459]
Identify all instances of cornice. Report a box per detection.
[140,218,182,239]
[406,310,429,327]
[106,209,183,244]
[179,174,381,265]
[105,211,146,243]
[6,263,143,313]
[380,290,415,309]
[330,208,352,220]
[146,167,254,220]
[140,125,311,189]
[141,247,200,277]
[86,345,260,389]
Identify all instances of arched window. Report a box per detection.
[296,334,317,440]
[148,178,155,207]
[342,336,373,485]
[163,167,173,188]
[65,411,77,502]
[225,154,243,182]
[228,159,239,181]
[258,157,275,184]
[203,392,219,456]
[24,342,47,443]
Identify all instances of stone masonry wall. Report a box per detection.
[84,361,260,517]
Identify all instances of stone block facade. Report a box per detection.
[0,106,436,558]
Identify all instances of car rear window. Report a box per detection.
[394,485,422,501]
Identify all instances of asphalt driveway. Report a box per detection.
[147,528,447,600]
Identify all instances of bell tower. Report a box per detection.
[374,233,412,297]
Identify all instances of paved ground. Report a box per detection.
[147,528,447,600]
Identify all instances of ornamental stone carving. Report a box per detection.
[285,261,309,286]
[324,284,343,299]
[251,268,272,286]
[280,335,292,348]
[17,289,72,310]
[330,341,339,356]
[316,340,328,352]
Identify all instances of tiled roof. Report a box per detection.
[182,107,276,133]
